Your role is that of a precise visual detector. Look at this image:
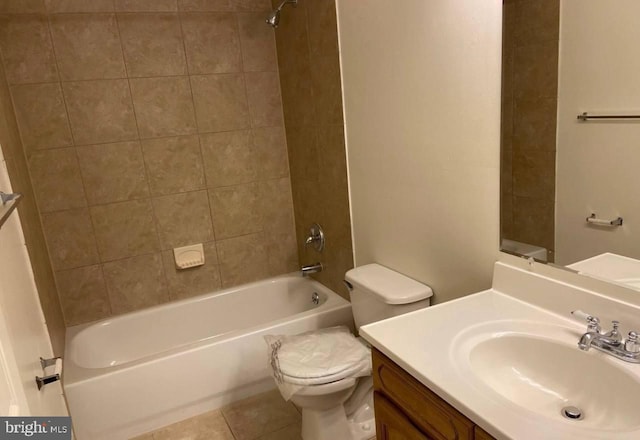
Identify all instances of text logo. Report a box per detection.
[0,418,71,439]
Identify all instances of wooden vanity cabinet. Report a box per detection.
[372,348,496,440]
[375,393,430,439]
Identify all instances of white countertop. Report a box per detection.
[569,253,640,292]
[360,288,640,440]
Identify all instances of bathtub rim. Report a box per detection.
[63,273,351,385]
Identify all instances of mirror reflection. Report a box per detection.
[500,1,640,280]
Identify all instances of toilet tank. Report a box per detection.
[345,264,433,330]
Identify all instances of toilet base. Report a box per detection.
[348,415,376,440]
[300,406,375,440]
[301,405,349,440]
[291,376,376,440]
[346,386,375,440]
[299,384,376,440]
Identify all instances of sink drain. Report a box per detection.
[562,406,584,421]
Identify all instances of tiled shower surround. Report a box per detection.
[0,0,299,325]
[272,0,354,296]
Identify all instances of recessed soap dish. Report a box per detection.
[174,244,205,270]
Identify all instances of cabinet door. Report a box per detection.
[474,426,495,440]
[375,392,431,440]
[373,349,475,440]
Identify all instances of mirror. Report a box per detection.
[500,0,640,283]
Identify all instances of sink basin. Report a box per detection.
[568,253,640,291]
[454,321,640,431]
[616,277,640,290]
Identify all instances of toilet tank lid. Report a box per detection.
[345,264,433,305]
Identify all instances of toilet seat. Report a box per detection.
[293,377,358,396]
[274,330,371,387]
[280,360,370,386]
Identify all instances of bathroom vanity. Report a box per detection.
[360,256,640,440]
[373,348,494,439]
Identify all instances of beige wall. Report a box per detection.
[501,0,559,261]
[337,0,501,304]
[556,1,640,264]
[0,0,298,326]
[272,0,353,297]
[0,61,65,355]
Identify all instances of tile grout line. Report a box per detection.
[267,4,306,275]
[20,122,287,152]
[219,408,239,440]
[235,12,279,279]
[51,225,265,282]
[2,66,280,87]
[231,10,272,281]
[38,174,292,221]
[113,10,170,313]
[131,390,303,440]
[47,11,104,322]
[48,11,129,315]
[177,8,226,286]
[73,150,113,317]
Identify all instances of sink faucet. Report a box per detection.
[301,262,323,277]
[573,311,640,363]
[577,316,622,349]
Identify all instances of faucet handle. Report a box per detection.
[304,223,324,252]
[587,316,601,333]
[603,320,623,344]
[571,309,590,321]
[610,320,620,334]
[625,331,640,353]
[571,310,601,332]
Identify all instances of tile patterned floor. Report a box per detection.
[131,389,376,440]
[130,390,302,440]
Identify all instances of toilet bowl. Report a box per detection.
[269,264,433,440]
[292,378,358,440]
[292,376,376,440]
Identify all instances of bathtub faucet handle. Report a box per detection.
[304,223,324,252]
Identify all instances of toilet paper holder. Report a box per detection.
[586,213,623,227]
[36,356,62,390]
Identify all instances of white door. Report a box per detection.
[0,300,28,415]
[0,144,68,417]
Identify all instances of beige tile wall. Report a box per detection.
[271,0,353,298]
[0,59,66,355]
[0,0,298,326]
[501,0,559,260]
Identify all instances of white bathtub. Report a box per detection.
[63,274,354,440]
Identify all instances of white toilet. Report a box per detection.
[270,263,433,440]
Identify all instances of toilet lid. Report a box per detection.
[275,330,371,385]
[280,360,371,385]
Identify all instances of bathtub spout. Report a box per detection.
[301,262,323,276]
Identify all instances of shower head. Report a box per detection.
[266,0,297,28]
[265,9,280,28]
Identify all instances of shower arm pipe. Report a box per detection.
[266,0,297,28]
[274,0,297,11]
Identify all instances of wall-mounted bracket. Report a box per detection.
[36,356,62,390]
[0,191,22,230]
[586,213,623,227]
